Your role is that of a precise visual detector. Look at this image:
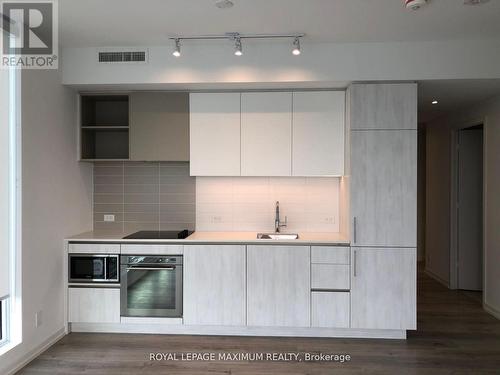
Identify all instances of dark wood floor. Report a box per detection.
[18,268,500,375]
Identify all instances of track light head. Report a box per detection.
[292,37,301,55]
[234,37,243,56]
[173,38,181,57]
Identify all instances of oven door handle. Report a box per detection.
[126,266,176,271]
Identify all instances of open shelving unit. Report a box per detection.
[80,95,130,160]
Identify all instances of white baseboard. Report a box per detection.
[70,323,407,340]
[483,302,500,320]
[5,327,66,375]
[424,268,450,288]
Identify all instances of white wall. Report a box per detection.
[62,39,500,88]
[0,69,93,374]
[196,177,340,233]
[425,94,500,318]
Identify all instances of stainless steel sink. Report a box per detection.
[257,233,299,240]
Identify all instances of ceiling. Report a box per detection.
[59,0,500,47]
[418,79,500,123]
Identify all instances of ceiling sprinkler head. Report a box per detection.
[404,0,427,10]
[215,0,234,9]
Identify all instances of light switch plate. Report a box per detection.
[104,214,115,222]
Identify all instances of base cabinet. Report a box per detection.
[247,245,310,327]
[68,287,120,323]
[311,291,350,328]
[350,247,416,330]
[183,245,246,326]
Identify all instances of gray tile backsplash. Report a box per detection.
[93,162,195,232]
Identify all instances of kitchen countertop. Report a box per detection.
[67,230,350,246]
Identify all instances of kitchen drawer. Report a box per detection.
[311,246,350,264]
[311,264,350,290]
[68,243,120,254]
[68,287,120,323]
[311,291,350,328]
[121,244,183,255]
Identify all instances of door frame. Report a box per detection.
[449,118,487,292]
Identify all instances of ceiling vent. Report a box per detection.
[97,49,148,64]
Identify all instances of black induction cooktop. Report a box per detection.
[123,230,193,240]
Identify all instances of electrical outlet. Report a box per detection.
[35,310,42,328]
[104,214,115,222]
[211,216,222,223]
[324,217,335,224]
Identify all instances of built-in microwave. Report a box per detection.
[69,254,119,283]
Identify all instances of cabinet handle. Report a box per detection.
[353,250,357,277]
[353,217,357,244]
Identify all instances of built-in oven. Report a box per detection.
[120,255,183,318]
[69,254,119,283]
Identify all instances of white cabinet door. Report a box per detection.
[189,93,241,176]
[350,83,417,130]
[241,92,292,176]
[292,91,345,176]
[68,287,120,323]
[130,92,189,161]
[184,245,246,326]
[311,291,350,328]
[350,130,417,247]
[350,247,416,330]
[247,245,310,327]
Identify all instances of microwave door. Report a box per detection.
[69,255,106,282]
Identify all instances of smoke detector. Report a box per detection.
[405,0,427,10]
[215,0,234,9]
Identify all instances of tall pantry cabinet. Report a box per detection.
[348,83,418,330]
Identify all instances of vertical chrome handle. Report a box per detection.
[353,217,357,244]
[353,250,357,277]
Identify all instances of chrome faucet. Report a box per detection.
[274,201,287,233]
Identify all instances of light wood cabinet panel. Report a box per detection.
[189,93,241,176]
[184,245,246,326]
[68,243,120,254]
[350,83,417,130]
[129,92,189,161]
[350,130,417,247]
[311,264,350,290]
[68,287,120,323]
[292,91,345,176]
[311,246,350,264]
[247,245,310,327]
[311,291,350,328]
[241,92,292,176]
[350,247,416,330]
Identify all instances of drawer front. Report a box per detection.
[311,264,350,290]
[68,287,120,323]
[311,291,350,328]
[121,244,183,255]
[68,243,120,254]
[311,246,350,264]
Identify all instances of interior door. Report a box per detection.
[457,127,483,291]
[350,130,417,247]
[350,247,416,330]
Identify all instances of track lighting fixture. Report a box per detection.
[172,38,181,57]
[292,37,301,55]
[169,33,305,57]
[234,37,243,56]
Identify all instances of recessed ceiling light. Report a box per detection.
[431,100,438,105]
[215,0,234,9]
[463,0,490,5]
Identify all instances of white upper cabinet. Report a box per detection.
[350,83,417,130]
[189,93,241,176]
[292,91,345,176]
[241,92,292,176]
